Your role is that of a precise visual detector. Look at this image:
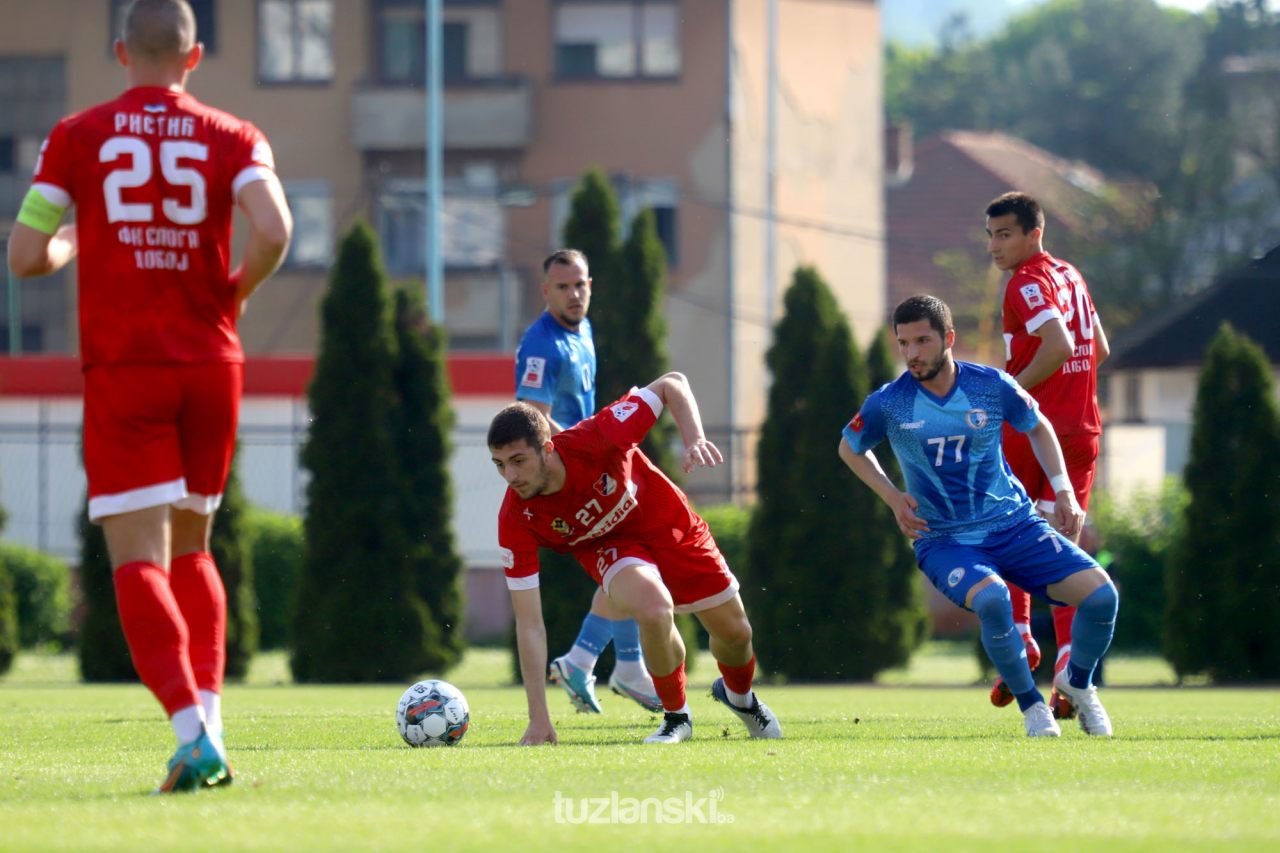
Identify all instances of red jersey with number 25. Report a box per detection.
[1002,251,1102,437]
[498,388,708,588]
[31,86,276,368]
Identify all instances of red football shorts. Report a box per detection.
[1003,424,1098,513]
[578,530,740,613]
[83,362,242,522]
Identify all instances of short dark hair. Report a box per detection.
[985,191,1045,234]
[123,0,197,62]
[542,249,589,277]
[487,402,551,450]
[893,295,954,338]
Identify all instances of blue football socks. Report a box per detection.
[1067,582,1119,689]
[972,582,1043,711]
[611,619,642,662]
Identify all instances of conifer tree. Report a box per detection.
[210,454,257,680]
[746,268,926,679]
[77,502,135,681]
[291,221,439,682]
[1166,324,1280,681]
[393,288,465,671]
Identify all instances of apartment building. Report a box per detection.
[0,0,885,503]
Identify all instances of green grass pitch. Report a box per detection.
[2,647,1277,851]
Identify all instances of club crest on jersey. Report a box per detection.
[947,567,965,588]
[611,401,640,421]
[1020,284,1045,309]
[521,356,546,389]
[965,408,989,429]
[593,473,618,497]
[550,518,572,536]
[848,413,864,432]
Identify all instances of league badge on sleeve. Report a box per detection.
[1020,284,1045,309]
[848,413,864,432]
[521,357,546,389]
[610,401,640,422]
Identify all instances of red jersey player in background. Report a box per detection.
[985,191,1111,719]
[7,0,292,792]
[490,372,783,745]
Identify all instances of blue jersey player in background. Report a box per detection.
[838,295,1119,737]
[514,249,661,715]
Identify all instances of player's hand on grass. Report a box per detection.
[892,492,929,540]
[1052,491,1084,539]
[681,438,723,473]
[519,720,558,746]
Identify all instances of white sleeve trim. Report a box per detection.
[32,182,71,207]
[232,165,276,197]
[505,574,540,591]
[1023,307,1063,335]
[632,386,663,418]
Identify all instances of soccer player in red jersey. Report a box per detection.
[985,191,1111,719]
[490,372,782,745]
[7,0,292,792]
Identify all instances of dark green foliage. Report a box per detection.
[247,509,303,650]
[77,503,136,682]
[291,221,441,682]
[210,457,257,680]
[1165,324,1280,682]
[0,560,16,676]
[562,171,679,478]
[0,543,71,649]
[746,268,928,681]
[393,288,466,671]
[1089,480,1187,653]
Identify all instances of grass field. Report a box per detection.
[2,646,1277,851]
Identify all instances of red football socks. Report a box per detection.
[717,656,756,697]
[1053,604,1076,667]
[113,561,200,716]
[1008,582,1032,628]
[649,661,688,712]
[169,551,227,694]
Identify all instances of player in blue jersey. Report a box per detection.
[515,249,661,715]
[838,295,1118,736]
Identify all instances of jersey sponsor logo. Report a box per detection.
[143,103,166,114]
[569,482,639,546]
[901,420,924,430]
[947,567,965,588]
[521,356,546,389]
[611,401,640,422]
[848,413,864,432]
[965,409,989,429]
[1020,284,1045,309]
[551,518,572,536]
[593,473,618,497]
[500,547,515,569]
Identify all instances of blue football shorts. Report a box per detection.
[914,514,1098,610]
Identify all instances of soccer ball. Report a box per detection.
[396,679,470,747]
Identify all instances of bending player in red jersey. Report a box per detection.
[7,0,291,792]
[985,191,1111,719]
[490,372,782,745]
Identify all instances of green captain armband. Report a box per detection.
[17,186,68,235]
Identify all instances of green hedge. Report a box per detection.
[0,560,16,675]
[0,543,72,649]
[246,509,304,650]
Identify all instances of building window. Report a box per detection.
[282,181,333,268]
[375,0,493,85]
[258,0,333,84]
[550,176,680,266]
[554,1,680,80]
[111,0,218,55]
[376,178,503,276]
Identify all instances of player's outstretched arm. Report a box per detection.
[8,221,77,279]
[232,177,292,311]
[645,372,723,472]
[1015,316,1073,391]
[509,587,557,745]
[1026,417,1084,538]
[838,439,929,539]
